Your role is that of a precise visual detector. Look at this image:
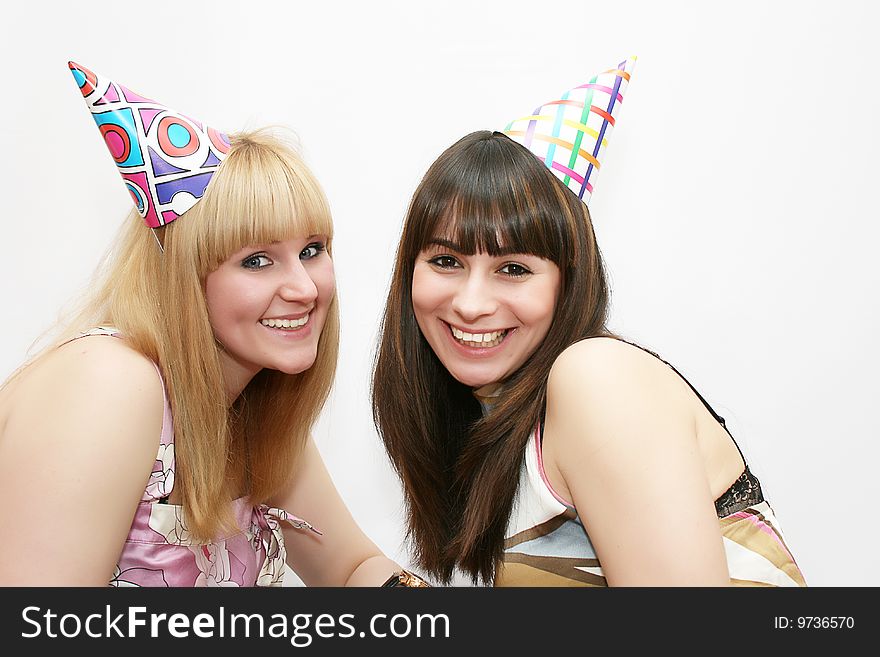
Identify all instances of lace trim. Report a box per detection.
[714,465,764,518]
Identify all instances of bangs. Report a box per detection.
[183,130,333,274]
[408,131,576,265]
[428,193,563,262]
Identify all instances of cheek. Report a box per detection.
[411,266,445,316]
[204,272,230,321]
[535,292,558,327]
[313,259,337,301]
[205,273,259,324]
[518,280,560,333]
[536,270,562,327]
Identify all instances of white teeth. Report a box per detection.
[261,315,309,330]
[450,325,507,347]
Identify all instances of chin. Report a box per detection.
[449,368,501,389]
[272,352,319,376]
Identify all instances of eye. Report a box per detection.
[300,242,327,260]
[241,253,272,270]
[427,255,460,270]
[499,262,532,277]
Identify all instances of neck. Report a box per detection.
[472,382,503,399]
[218,351,261,406]
[472,382,503,415]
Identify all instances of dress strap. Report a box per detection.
[550,336,765,517]
[61,326,120,344]
[260,505,322,534]
[253,505,321,586]
[593,336,748,464]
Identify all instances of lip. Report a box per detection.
[443,320,513,357]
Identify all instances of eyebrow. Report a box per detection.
[426,238,522,256]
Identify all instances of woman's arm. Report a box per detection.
[269,436,404,586]
[0,337,164,585]
[543,337,730,586]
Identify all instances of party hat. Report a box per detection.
[68,61,231,227]
[502,55,636,205]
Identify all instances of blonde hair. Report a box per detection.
[10,127,339,540]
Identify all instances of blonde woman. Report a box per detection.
[0,62,424,587]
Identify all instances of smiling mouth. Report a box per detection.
[260,315,309,331]
[448,323,510,348]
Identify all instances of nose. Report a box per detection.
[450,271,497,322]
[278,259,318,305]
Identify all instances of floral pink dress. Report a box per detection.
[71,328,318,587]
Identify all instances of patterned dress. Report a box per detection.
[493,342,806,587]
[69,328,317,587]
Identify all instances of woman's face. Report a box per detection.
[411,238,561,389]
[205,234,335,389]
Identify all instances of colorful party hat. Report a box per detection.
[68,61,231,227]
[502,56,636,205]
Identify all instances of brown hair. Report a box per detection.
[372,131,611,583]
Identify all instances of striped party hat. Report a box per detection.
[502,56,636,205]
[68,61,231,228]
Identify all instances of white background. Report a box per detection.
[2,0,877,586]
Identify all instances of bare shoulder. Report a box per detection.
[0,336,165,584]
[8,335,164,449]
[548,337,673,397]
[545,337,695,450]
[53,333,159,375]
[543,338,731,585]
[33,334,160,393]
